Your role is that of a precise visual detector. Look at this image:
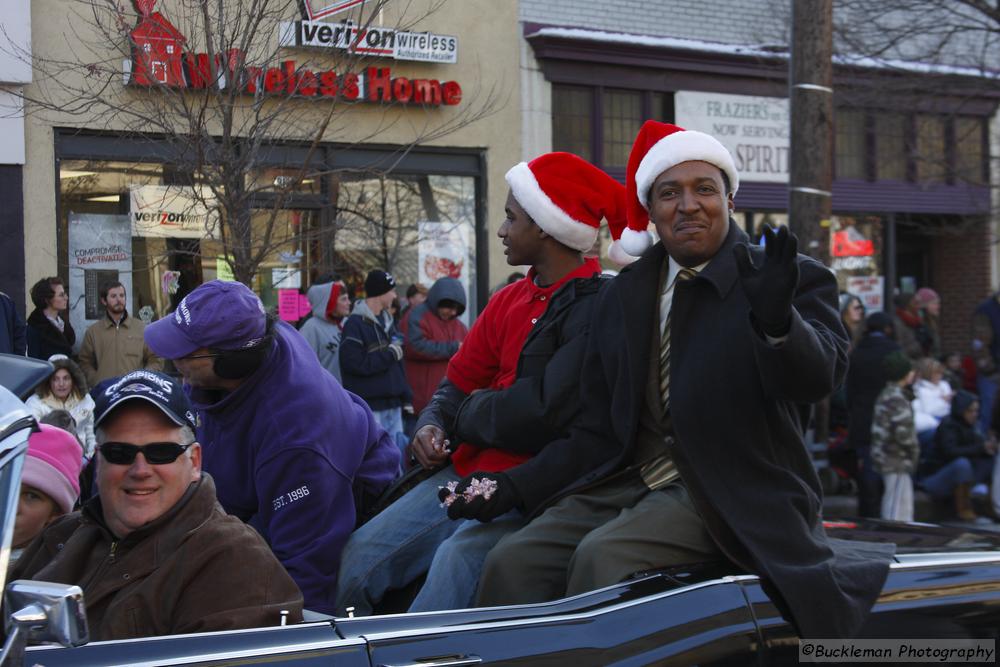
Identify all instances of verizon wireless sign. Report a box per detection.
[279,20,458,64]
[130,185,218,239]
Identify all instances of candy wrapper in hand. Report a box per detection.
[438,477,497,508]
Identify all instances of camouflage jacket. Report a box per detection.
[871,384,919,474]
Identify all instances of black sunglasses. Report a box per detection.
[99,442,192,465]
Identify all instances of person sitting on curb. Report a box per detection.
[918,390,996,523]
[11,370,304,640]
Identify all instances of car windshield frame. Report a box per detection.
[0,390,36,595]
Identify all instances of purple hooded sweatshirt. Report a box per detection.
[188,321,400,614]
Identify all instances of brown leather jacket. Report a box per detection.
[11,475,303,641]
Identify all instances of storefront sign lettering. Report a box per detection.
[676,91,790,184]
[125,2,461,104]
[278,19,459,64]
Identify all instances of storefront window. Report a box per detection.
[552,85,594,162]
[875,112,906,181]
[331,173,478,322]
[553,85,673,172]
[830,214,885,312]
[59,158,479,330]
[835,109,866,180]
[601,89,642,169]
[915,114,946,183]
[955,116,985,184]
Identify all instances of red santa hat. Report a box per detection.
[621,121,740,257]
[505,152,634,265]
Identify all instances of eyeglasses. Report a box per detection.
[178,352,221,361]
[99,441,192,465]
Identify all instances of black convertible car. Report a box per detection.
[1,354,998,666]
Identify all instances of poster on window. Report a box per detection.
[847,275,885,314]
[675,91,789,184]
[418,221,471,325]
[67,213,133,350]
[130,184,219,239]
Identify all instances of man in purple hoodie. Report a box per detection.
[144,280,400,614]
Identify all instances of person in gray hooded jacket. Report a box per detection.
[299,280,352,382]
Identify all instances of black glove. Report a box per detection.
[437,471,521,522]
[733,225,800,337]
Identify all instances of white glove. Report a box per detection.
[389,343,404,361]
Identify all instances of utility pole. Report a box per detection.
[789,0,834,454]
[789,0,833,266]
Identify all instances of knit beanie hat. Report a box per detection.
[22,424,83,514]
[621,120,739,257]
[882,351,913,383]
[504,152,632,265]
[364,270,396,298]
[914,287,939,307]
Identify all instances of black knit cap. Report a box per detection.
[882,351,913,382]
[364,269,396,298]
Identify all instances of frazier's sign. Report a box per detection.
[126,0,462,105]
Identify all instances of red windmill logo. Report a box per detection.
[129,0,187,87]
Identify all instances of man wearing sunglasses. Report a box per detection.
[144,280,400,616]
[10,369,304,641]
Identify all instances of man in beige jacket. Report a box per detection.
[78,281,162,387]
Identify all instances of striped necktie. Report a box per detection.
[659,268,697,414]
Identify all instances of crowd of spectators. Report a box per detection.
[835,287,999,523]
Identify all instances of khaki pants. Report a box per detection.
[476,472,721,606]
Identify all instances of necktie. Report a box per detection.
[659,268,696,414]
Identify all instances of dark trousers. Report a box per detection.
[476,473,721,606]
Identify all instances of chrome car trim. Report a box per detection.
[382,656,482,667]
[892,552,1000,567]
[30,637,364,667]
[362,579,745,641]
[27,620,338,646]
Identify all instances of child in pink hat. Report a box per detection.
[13,424,83,557]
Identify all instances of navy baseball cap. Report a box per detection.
[145,280,267,359]
[94,370,197,430]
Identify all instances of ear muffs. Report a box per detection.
[212,317,275,380]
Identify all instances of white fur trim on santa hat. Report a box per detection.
[634,130,739,209]
[620,226,653,256]
[607,240,639,266]
[505,162,599,252]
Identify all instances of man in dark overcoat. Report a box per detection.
[472,121,895,639]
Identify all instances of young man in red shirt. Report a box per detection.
[336,153,634,615]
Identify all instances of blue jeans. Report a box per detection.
[335,466,524,615]
[410,507,523,612]
[918,457,994,498]
[372,407,406,458]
